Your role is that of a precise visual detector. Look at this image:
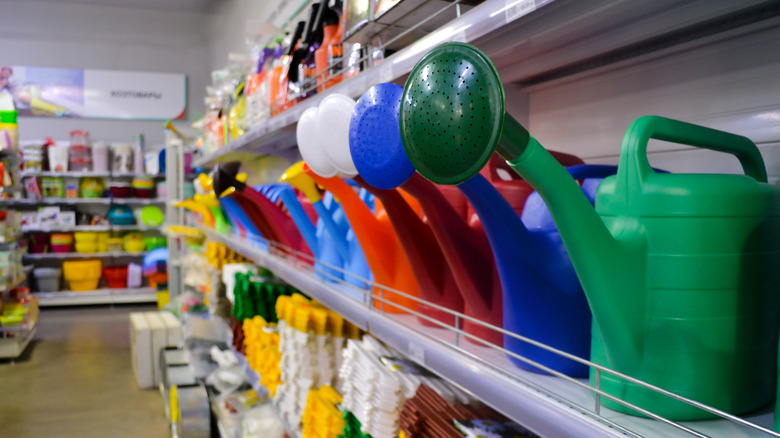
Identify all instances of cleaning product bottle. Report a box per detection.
[287,4,321,105]
[299,1,327,100]
[270,22,304,116]
[316,0,345,92]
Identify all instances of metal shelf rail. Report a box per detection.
[23,251,145,260]
[22,224,165,232]
[198,224,779,438]
[32,287,157,307]
[2,198,165,206]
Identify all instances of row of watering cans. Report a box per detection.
[184,42,780,425]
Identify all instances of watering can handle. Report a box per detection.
[486,151,584,182]
[623,115,767,183]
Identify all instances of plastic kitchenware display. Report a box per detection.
[401,42,780,420]
[140,206,164,227]
[91,142,110,172]
[297,97,421,313]
[123,233,146,253]
[132,176,156,198]
[47,145,69,172]
[108,205,135,225]
[103,265,128,288]
[112,144,133,172]
[108,181,132,198]
[33,267,61,292]
[63,259,102,291]
[79,177,104,198]
[41,177,64,198]
[68,131,91,172]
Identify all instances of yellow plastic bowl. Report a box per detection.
[95,231,111,242]
[75,241,97,254]
[74,232,97,242]
[63,260,102,281]
[69,278,100,292]
[97,243,110,253]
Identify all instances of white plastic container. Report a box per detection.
[47,145,69,172]
[91,142,110,172]
[112,144,133,172]
[34,267,61,292]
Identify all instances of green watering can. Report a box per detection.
[399,42,780,420]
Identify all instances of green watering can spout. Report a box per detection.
[399,41,646,370]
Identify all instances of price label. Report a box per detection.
[409,342,425,365]
[506,0,536,23]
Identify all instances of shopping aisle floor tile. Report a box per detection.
[0,305,169,438]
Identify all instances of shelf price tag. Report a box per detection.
[408,342,425,365]
[505,0,536,23]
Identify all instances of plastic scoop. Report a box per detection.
[398,44,602,375]
[212,163,313,261]
[297,101,419,312]
[350,83,504,333]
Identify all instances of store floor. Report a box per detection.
[0,305,169,438]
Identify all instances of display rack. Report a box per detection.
[194,0,778,166]
[22,224,164,232]
[21,171,166,178]
[197,225,779,438]
[32,287,157,307]
[2,198,165,205]
[23,251,145,260]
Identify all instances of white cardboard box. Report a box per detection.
[159,312,183,347]
[129,312,153,389]
[144,312,167,387]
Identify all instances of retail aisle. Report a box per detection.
[0,305,169,438]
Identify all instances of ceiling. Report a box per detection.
[32,0,221,13]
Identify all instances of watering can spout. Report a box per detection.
[505,119,646,368]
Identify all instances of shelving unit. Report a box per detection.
[194,0,780,167]
[2,198,165,205]
[22,224,164,232]
[23,251,145,260]
[21,171,165,178]
[197,225,779,438]
[32,287,157,307]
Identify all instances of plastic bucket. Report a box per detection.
[34,267,61,292]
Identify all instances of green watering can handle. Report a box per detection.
[622,115,768,185]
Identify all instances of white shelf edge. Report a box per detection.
[32,287,157,306]
[22,225,164,233]
[23,251,145,260]
[198,226,623,438]
[3,198,165,205]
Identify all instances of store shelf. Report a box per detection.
[198,225,779,438]
[22,225,112,232]
[194,0,779,167]
[32,287,157,307]
[21,171,165,178]
[23,251,144,260]
[111,198,165,205]
[4,198,112,205]
[2,197,165,206]
[22,224,164,232]
[0,319,37,359]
